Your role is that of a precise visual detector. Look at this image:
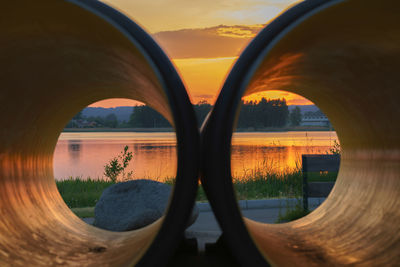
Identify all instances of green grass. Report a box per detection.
[196,186,207,202]
[276,203,310,223]
[307,171,338,182]
[233,171,303,200]
[56,177,115,208]
[71,207,95,218]
[56,170,338,214]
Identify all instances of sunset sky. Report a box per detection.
[92,0,311,108]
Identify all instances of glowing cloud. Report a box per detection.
[153,25,264,59]
[93,0,308,107]
[102,0,300,32]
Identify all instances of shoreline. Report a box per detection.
[62,127,174,132]
[62,126,333,133]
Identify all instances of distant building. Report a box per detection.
[73,119,98,128]
[300,114,331,127]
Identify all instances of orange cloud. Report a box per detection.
[153,25,264,59]
[102,0,299,33]
[92,1,306,107]
[88,20,311,107]
[155,24,312,105]
[215,24,265,38]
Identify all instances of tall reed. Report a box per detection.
[232,158,303,200]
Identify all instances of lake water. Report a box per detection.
[53,131,338,181]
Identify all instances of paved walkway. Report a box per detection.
[83,207,282,233]
[82,198,325,251]
[185,207,283,251]
[186,198,325,250]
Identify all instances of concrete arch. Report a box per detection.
[201,0,400,265]
[0,1,199,266]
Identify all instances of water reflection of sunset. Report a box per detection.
[54,133,177,181]
[231,132,338,177]
[54,131,338,181]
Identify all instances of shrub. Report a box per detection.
[104,145,133,182]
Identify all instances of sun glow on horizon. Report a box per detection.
[90,1,306,108]
[172,57,237,103]
[243,91,313,106]
[88,90,313,108]
[88,98,143,108]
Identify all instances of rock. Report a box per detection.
[93,179,199,231]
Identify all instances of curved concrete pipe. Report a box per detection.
[0,0,199,266]
[201,0,400,266]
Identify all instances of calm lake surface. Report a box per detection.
[53,131,338,181]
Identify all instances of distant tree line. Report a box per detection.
[128,105,171,128]
[237,98,289,128]
[66,98,304,129]
[65,112,121,128]
[128,100,213,128]
[128,99,292,129]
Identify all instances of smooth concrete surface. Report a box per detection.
[197,198,324,212]
[83,201,313,252]
[185,208,282,252]
[82,199,303,231]
[187,204,320,252]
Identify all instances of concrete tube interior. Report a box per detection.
[201,0,400,266]
[0,1,199,266]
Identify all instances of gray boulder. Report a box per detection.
[93,179,199,231]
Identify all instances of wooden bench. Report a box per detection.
[302,154,340,210]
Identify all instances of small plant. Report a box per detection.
[328,140,341,154]
[104,145,133,182]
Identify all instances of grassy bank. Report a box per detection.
[56,178,115,208]
[57,170,337,210]
[63,127,332,133]
[62,127,174,132]
[233,171,302,200]
[235,126,333,132]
